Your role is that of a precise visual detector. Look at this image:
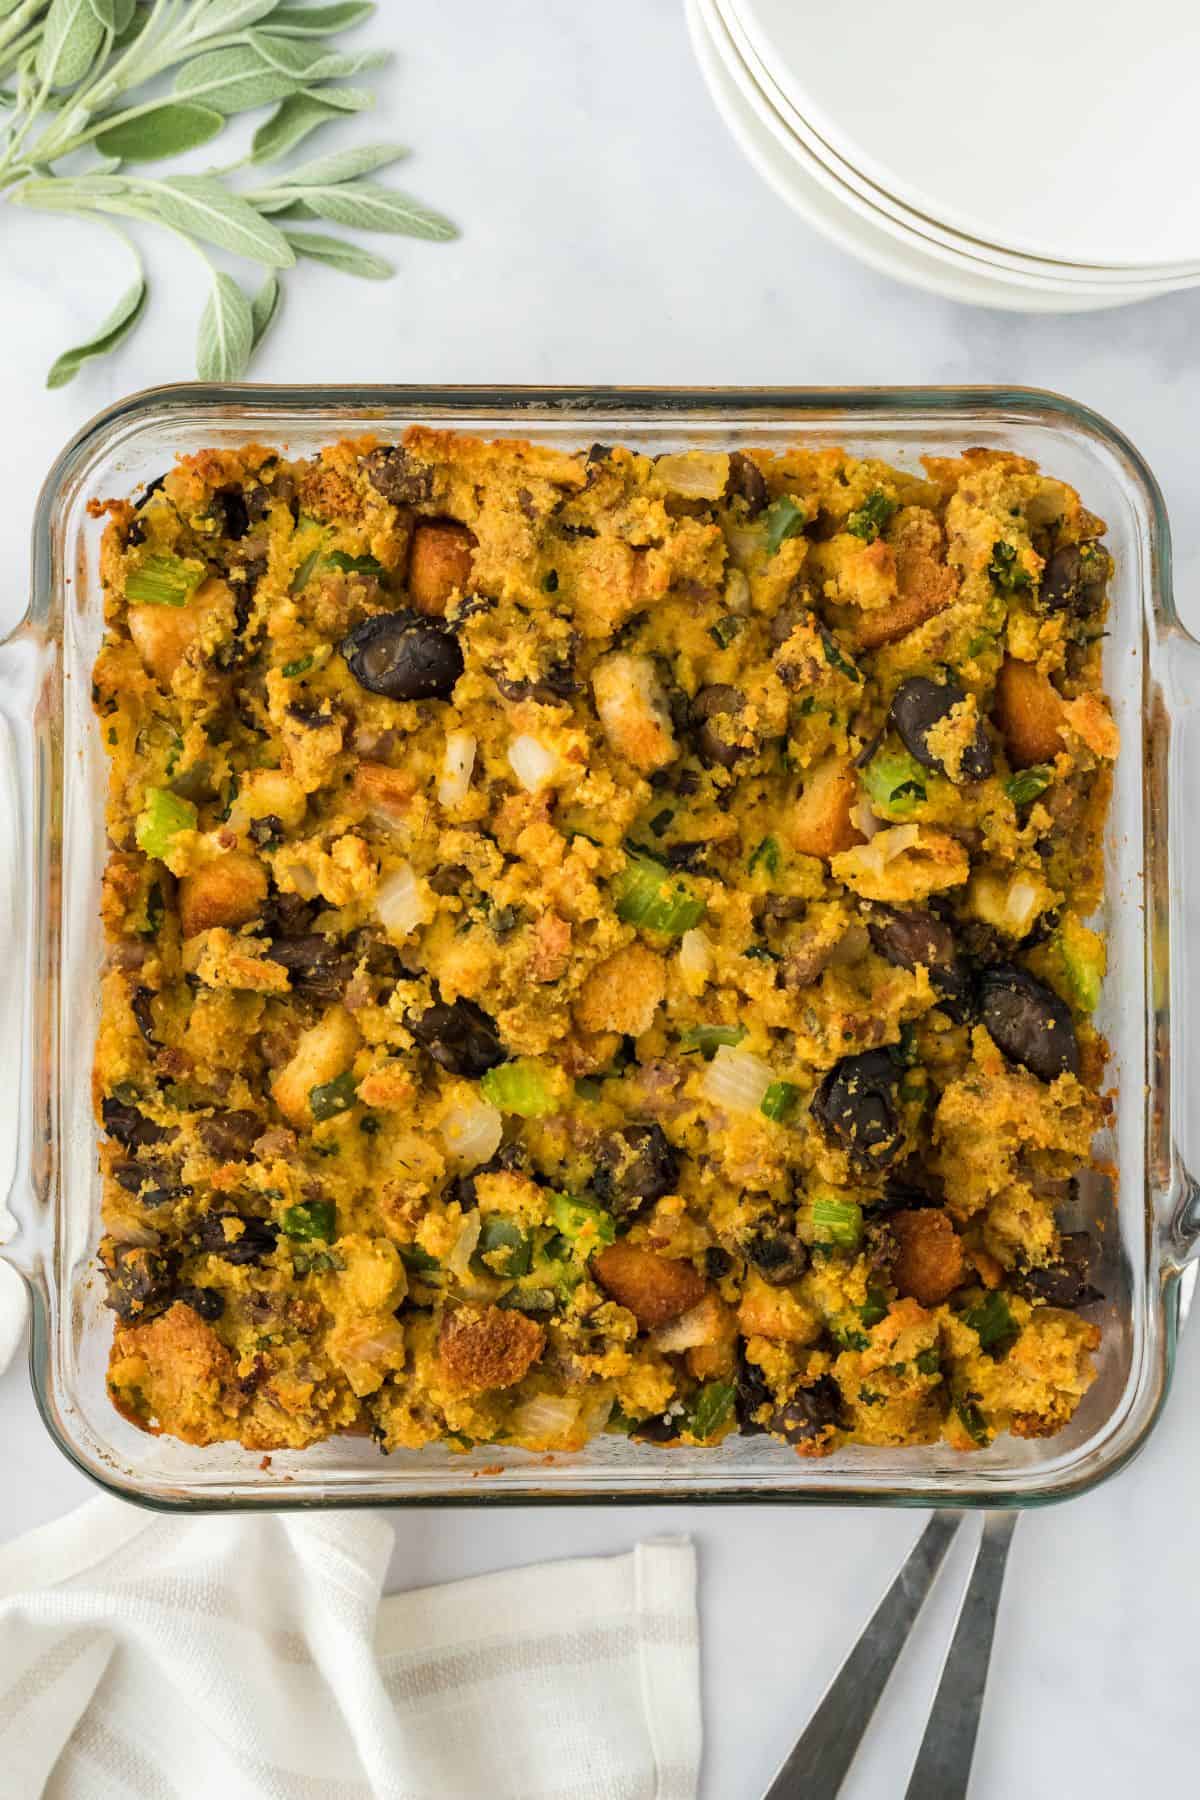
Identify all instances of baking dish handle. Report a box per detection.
[1161,626,1200,1270]
[0,620,43,1280]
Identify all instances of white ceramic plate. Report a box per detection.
[718,0,1200,291]
[688,0,1168,312]
[735,0,1200,268]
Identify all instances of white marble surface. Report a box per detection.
[2,6,1199,1797]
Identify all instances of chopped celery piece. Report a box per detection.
[810,1195,864,1249]
[480,1058,557,1117]
[614,853,706,936]
[1004,764,1053,806]
[309,1071,358,1121]
[125,553,203,607]
[862,746,927,817]
[748,835,780,876]
[687,1380,735,1439]
[135,787,197,859]
[846,489,896,542]
[281,1199,336,1241]
[760,1080,799,1121]
[1056,914,1105,1013]
[680,1022,745,1059]
[764,494,806,555]
[550,1191,616,1251]
[473,1215,532,1277]
[963,1290,1018,1355]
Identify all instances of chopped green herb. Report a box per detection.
[135,787,197,860]
[963,1290,1019,1355]
[143,882,164,939]
[542,569,559,593]
[764,494,807,555]
[282,654,314,678]
[795,694,818,716]
[308,1071,358,1122]
[680,1023,746,1059]
[289,545,323,594]
[846,489,897,543]
[687,1380,735,1439]
[710,614,745,649]
[550,1192,617,1251]
[860,1286,889,1329]
[1004,765,1053,806]
[294,1250,342,1276]
[858,1388,887,1407]
[648,808,675,837]
[125,553,204,608]
[760,1079,799,1121]
[574,1076,604,1103]
[956,1397,991,1444]
[832,1324,869,1351]
[400,1244,441,1274]
[325,551,384,576]
[915,1347,941,1377]
[988,541,1032,593]
[606,1406,637,1436]
[614,852,706,936]
[748,835,781,877]
[473,1216,533,1278]
[282,1199,336,1241]
[480,1059,557,1118]
[895,1022,919,1067]
[742,944,779,963]
[359,1115,380,1136]
[107,727,119,745]
[820,627,862,683]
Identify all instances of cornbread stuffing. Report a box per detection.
[92,431,1113,1458]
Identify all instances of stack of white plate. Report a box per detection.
[687,0,1200,312]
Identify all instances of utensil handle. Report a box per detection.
[762,1511,963,1800]
[904,1510,1019,1800]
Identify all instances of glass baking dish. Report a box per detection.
[1,384,1196,1512]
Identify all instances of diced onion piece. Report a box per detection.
[577,1388,615,1439]
[849,801,880,841]
[848,822,920,883]
[441,1099,504,1170]
[968,868,1051,938]
[724,568,751,615]
[446,1210,483,1282]
[654,450,730,500]
[702,1043,774,1115]
[508,734,559,792]
[678,928,714,990]
[438,730,477,808]
[375,861,426,941]
[106,1217,162,1249]
[506,1391,584,1449]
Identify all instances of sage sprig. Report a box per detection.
[0,1,457,385]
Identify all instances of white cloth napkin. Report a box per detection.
[0,1496,700,1800]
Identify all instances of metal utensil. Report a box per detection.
[762,1512,964,1799]
[904,1511,1019,1800]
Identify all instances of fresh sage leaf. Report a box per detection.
[87,0,135,29]
[298,82,372,111]
[178,0,279,35]
[283,228,392,278]
[251,87,370,161]
[299,182,458,239]
[95,102,225,162]
[196,272,254,381]
[46,272,146,388]
[173,46,303,116]
[37,0,105,90]
[272,141,408,188]
[152,176,296,267]
[269,4,377,35]
[247,35,386,82]
[250,270,282,348]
